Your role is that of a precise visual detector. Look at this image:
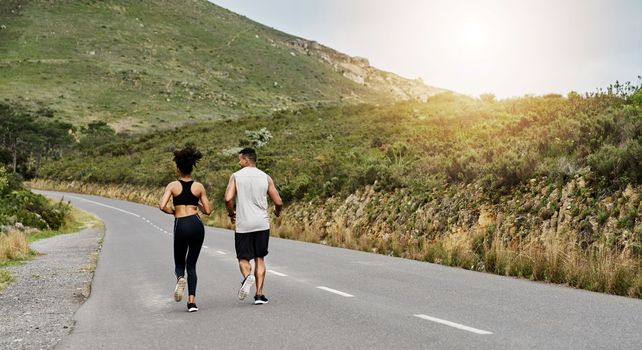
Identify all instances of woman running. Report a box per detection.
[159,146,212,312]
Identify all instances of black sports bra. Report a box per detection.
[173,180,199,206]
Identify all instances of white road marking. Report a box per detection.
[413,314,493,335]
[65,195,140,217]
[268,270,287,277]
[316,286,354,297]
[202,245,209,249]
[215,250,227,255]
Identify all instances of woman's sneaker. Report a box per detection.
[174,277,186,302]
[253,294,268,305]
[238,275,255,300]
[187,303,198,312]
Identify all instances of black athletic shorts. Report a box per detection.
[235,229,270,260]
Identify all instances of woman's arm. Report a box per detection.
[159,183,175,215]
[196,183,212,215]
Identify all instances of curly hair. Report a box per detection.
[173,146,203,175]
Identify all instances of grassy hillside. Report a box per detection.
[36,87,642,197]
[0,0,438,132]
[34,85,642,296]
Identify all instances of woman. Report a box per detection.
[159,146,212,312]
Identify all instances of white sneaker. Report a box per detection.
[174,277,186,302]
[238,275,255,300]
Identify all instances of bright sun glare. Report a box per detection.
[459,22,487,49]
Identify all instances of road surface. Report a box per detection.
[36,190,642,349]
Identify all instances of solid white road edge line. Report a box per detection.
[316,286,354,297]
[413,314,493,335]
[65,195,140,217]
[267,270,287,277]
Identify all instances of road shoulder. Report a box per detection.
[0,226,104,349]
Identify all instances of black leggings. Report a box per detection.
[173,215,205,296]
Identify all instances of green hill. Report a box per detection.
[35,88,642,297]
[0,0,443,132]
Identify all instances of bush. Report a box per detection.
[0,166,71,230]
[588,140,642,187]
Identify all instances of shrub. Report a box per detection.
[588,140,642,187]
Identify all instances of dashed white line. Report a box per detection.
[202,245,209,249]
[65,195,140,217]
[413,314,493,335]
[215,250,227,255]
[267,270,287,277]
[316,286,354,297]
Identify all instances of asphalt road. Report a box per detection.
[36,190,642,349]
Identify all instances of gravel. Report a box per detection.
[0,227,104,350]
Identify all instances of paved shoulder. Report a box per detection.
[0,227,104,350]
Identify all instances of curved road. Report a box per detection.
[36,190,642,349]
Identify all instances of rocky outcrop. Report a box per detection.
[284,38,445,101]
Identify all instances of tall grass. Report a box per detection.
[28,179,162,207]
[0,200,101,291]
[0,231,30,264]
[30,178,642,298]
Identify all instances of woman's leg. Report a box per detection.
[173,220,188,279]
[185,217,205,301]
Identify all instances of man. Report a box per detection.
[224,147,282,305]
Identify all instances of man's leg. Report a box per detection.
[238,259,252,278]
[255,257,266,295]
[254,230,269,296]
[235,232,253,278]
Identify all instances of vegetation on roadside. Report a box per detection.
[39,80,642,200]
[0,165,100,291]
[0,166,71,230]
[0,203,100,291]
[34,79,642,297]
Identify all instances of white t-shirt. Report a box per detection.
[233,166,270,233]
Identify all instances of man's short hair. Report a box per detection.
[239,147,257,162]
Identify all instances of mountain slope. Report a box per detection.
[34,91,642,297]
[0,0,443,132]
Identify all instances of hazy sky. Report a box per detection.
[209,0,641,98]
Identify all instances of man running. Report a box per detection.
[224,147,282,305]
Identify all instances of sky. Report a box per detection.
[209,0,642,98]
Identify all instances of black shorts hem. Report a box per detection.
[235,229,269,260]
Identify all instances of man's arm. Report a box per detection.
[267,176,283,217]
[224,175,237,223]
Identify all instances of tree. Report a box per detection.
[0,103,74,177]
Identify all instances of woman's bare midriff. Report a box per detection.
[174,205,199,218]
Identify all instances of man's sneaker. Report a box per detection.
[174,277,186,302]
[238,274,255,300]
[253,294,268,305]
[187,303,198,312]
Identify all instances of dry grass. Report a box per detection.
[276,206,642,298]
[29,179,642,298]
[0,231,30,264]
[28,179,162,207]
